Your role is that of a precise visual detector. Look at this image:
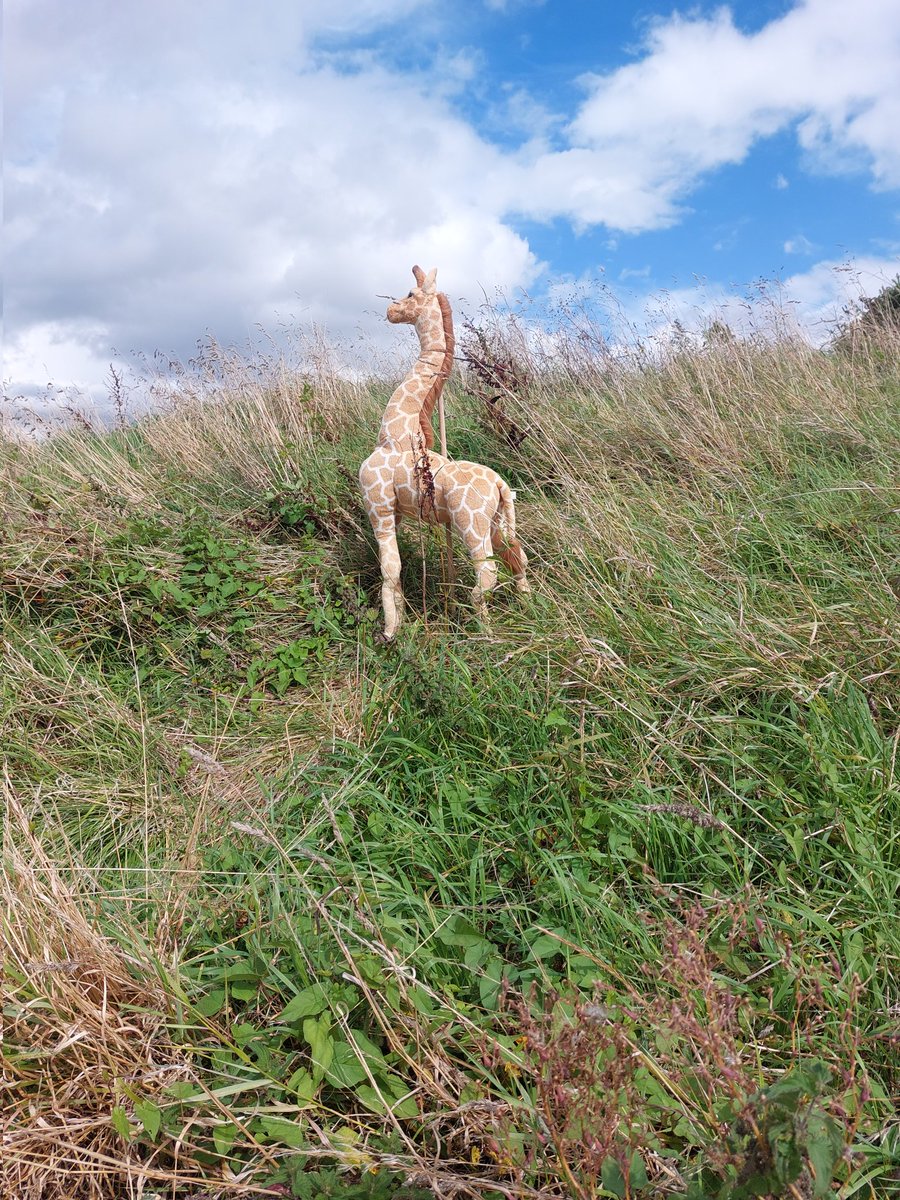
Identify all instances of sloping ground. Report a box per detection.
[2,326,899,1198]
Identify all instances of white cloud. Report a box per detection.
[5,3,541,393]
[610,256,900,348]
[784,234,816,254]
[516,0,900,228]
[781,255,900,336]
[4,0,900,395]
[3,320,112,390]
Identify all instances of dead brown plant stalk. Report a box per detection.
[461,320,531,450]
[489,892,871,1199]
[0,781,250,1200]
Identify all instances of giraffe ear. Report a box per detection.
[422,268,438,294]
[412,265,425,286]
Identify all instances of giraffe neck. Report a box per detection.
[377,297,452,450]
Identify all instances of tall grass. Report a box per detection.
[2,306,898,1198]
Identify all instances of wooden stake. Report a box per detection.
[437,389,456,590]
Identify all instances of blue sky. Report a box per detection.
[5,0,899,410]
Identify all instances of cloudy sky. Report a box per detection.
[5,0,900,401]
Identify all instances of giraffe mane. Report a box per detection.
[419,291,455,450]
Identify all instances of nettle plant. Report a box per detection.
[49,519,368,698]
[245,575,370,698]
[175,527,276,630]
[264,481,331,538]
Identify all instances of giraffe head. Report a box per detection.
[387,265,438,324]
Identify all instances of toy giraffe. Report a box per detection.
[359,265,530,641]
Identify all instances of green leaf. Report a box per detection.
[807,1113,844,1196]
[436,914,484,948]
[230,1021,258,1046]
[628,1150,649,1190]
[280,984,329,1023]
[287,1067,320,1107]
[406,984,435,1015]
[608,829,638,861]
[463,939,491,969]
[479,956,503,1009]
[212,1121,237,1157]
[600,1155,626,1198]
[764,1074,809,1104]
[684,1184,713,1200]
[176,1076,273,1104]
[543,708,571,729]
[347,1027,387,1070]
[383,1073,418,1118]
[802,1060,833,1091]
[773,1133,802,1186]
[324,1040,368,1088]
[784,825,804,863]
[734,1169,773,1197]
[353,1084,388,1115]
[230,980,258,1001]
[165,1080,196,1100]
[111,1105,134,1141]
[259,1116,306,1147]
[529,933,563,960]
[134,1099,161,1141]
[303,1014,334,1080]
[389,1091,419,1119]
[195,988,226,1017]
[354,1082,417,1118]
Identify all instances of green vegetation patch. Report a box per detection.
[2,324,898,1198]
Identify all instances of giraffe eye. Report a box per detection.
[407,291,414,298]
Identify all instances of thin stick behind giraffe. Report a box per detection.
[418,292,455,450]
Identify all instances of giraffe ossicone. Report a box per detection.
[359,265,530,641]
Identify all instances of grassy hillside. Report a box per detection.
[2,318,899,1199]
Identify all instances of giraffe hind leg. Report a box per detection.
[492,527,531,594]
[459,514,499,622]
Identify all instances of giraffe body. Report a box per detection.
[359,266,529,640]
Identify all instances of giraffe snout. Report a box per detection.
[387,295,419,324]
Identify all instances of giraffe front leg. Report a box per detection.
[376,530,404,641]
